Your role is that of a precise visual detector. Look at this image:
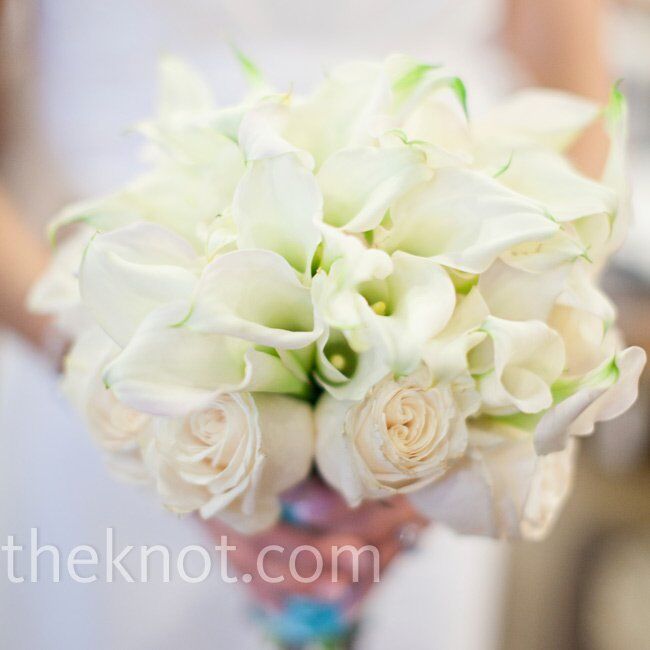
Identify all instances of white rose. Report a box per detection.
[147,392,314,533]
[316,367,478,505]
[62,328,153,484]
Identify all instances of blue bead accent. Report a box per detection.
[255,596,351,647]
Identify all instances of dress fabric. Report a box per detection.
[0,1,509,648]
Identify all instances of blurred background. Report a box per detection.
[0,1,649,649]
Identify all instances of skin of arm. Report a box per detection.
[0,188,50,347]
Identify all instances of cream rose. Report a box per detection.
[315,368,479,505]
[147,392,314,533]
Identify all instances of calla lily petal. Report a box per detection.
[79,222,199,346]
[556,262,616,326]
[314,328,389,402]
[478,259,570,322]
[381,167,558,273]
[535,346,646,454]
[424,287,489,382]
[233,152,323,274]
[311,230,393,333]
[104,303,307,417]
[285,61,391,166]
[496,148,617,222]
[362,252,456,375]
[500,229,586,273]
[318,144,431,232]
[478,316,566,414]
[476,89,600,151]
[238,100,314,168]
[314,249,455,375]
[184,249,322,349]
[314,395,366,506]
[401,96,473,161]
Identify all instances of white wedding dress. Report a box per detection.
[0,1,510,648]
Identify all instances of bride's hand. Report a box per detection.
[200,493,427,610]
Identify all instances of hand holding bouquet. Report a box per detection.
[31,54,644,542]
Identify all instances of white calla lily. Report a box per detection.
[238,100,314,167]
[233,152,322,274]
[362,252,456,374]
[204,212,238,258]
[285,61,391,166]
[317,144,432,232]
[386,56,470,133]
[477,316,566,414]
[136,58,243,169]
[381,167,558,273]
[312,227,393,337]
[595,86,631,258]
[183,249,322,349]
[104,303,308,417]
[314,327,390,402]
[317,223,392,277]
[476,88,600,151]
[544,262,618,375]
[535,346,646,455]
[312,247,393,333]
[424,287,488,382]
[51,58,243,244]
[549,304,616,377]
[386,54,444,115]
[495,148,617,222]
[556,262,616,325]
[131,165,244,242]
[50,160,244,247]
[573,214,612,265]
[28,226,93,337]
[478,259,570,322]
[140,125,245,177]
[500,229,586,273]
[401,95,473,161]
[314,250,455,375]
[79,222,199,346]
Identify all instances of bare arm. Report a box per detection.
[505,0,611,177]
[0,188,50,346]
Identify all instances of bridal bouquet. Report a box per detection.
[30,54,645,540]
